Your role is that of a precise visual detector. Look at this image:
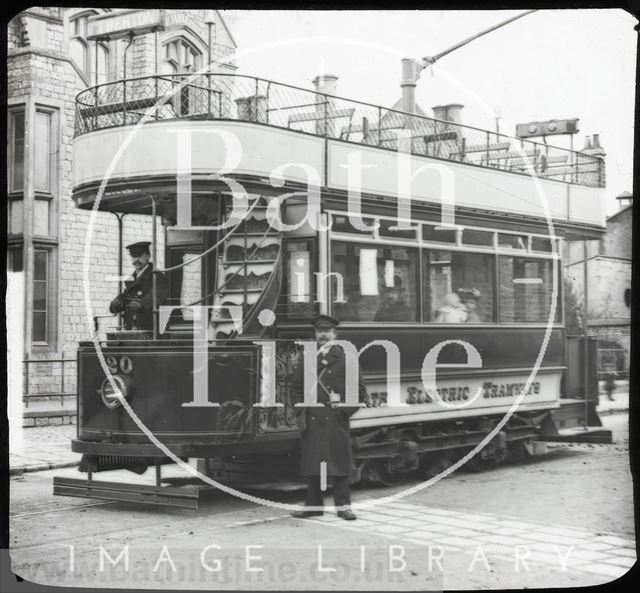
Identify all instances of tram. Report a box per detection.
[54,72,611,508]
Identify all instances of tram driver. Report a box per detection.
[109,241,169,331]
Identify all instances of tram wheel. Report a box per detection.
[509,439,534,462]
[464,450,497,472]
[422,452,455,480]
[368,459,409,487]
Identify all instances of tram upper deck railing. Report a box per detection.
[74,73,605,188]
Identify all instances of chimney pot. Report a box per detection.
[312,74,338,96]
[432,103,464,125]
[592,133,601,149]
[583,135,592,151]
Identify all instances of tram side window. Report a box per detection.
[331,241,419,322]
[285,240,315,319]
[423,250,495,323]
[499,256,560,323]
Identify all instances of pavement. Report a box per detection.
[8,389,630,476]
[9,424,80,475]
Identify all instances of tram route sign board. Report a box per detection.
[515,118,579,138]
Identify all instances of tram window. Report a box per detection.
[422,224,457,244]
[285,240,315,318]
[423,250,495,323]
[378,219,417,240]
[331,241,419,322]
[498,257,561,323]
[498,233,528,250]
[531,237,553,253]
[463,229,494,247]
[332,214,375,236]
[180,253,202,320]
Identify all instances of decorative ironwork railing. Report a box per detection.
[74,73,605,188]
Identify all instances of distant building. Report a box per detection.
[565,189,632,376]
[7,8,237,398]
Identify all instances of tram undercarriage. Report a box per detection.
[54,399,610,509]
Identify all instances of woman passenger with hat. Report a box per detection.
[457,288,483,323]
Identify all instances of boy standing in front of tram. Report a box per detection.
[290,314,368,521]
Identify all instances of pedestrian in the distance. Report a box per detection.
[603,370,616,401]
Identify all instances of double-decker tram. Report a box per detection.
[54,72,611,508]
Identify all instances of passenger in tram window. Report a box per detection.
[435,292,468,323]
[334,291,361,321]
[374,284,411,322]
[458,288,483,323]
[109,241,169,331]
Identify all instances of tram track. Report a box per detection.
[9,493,290,552]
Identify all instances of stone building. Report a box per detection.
[7,8,237,404]
[565,188,633,376]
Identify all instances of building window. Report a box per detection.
[499,256,560,323]
[69,11,108,84]
[423,250,495,323]
[96,43,109,85]
[69,37,89,77]
[8,109,25,193]
[34,110,52,193]
[331,242,420,322]
[33,106,58,238]
[8,248,23,273]
[32,249,50,344]
[163,37,202,74]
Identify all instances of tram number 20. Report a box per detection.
[105,355,133,375]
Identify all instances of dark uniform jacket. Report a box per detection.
[290,343,368,477]
[109,263,169,330]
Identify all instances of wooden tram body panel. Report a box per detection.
[73,326,567,458]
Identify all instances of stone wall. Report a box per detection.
[602,206,632,260]
[565,256,631,322]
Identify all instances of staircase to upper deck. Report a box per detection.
[209,196,283,341]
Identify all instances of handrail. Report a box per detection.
[240,246,283,337]
[156,197,263,274]
[74,73,604,188]
[183,213,280,307]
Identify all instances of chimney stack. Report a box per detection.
[580,134,606,186]
[312,74,338,97]
[582,133,605,157]
[312,74,338,136]
[401,58,422,114]
[432,104,464,125]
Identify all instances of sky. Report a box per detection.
[221,9,637,216]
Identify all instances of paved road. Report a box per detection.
[9,413,635,589]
